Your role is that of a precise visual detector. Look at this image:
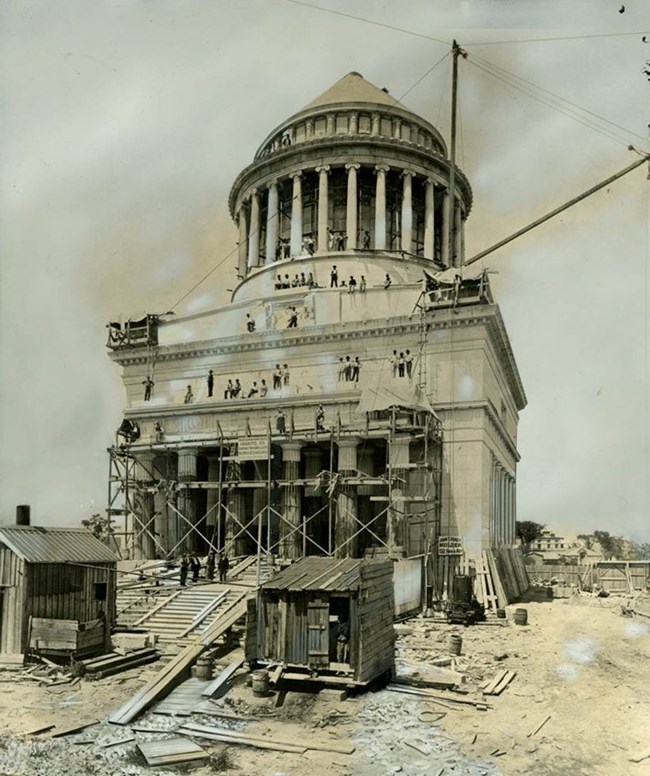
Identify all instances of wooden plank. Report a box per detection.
[108,593,248,725]
[137,737,207,766]
[50,720,99,738]
[180,721,354,755]
[201,657,244,697]
[178,727,306,754]
[484,550,508,607]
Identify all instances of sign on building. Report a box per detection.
[237,437,269,461]
[438,536,464,556]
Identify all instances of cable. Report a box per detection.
[168,51,450,312]
[467,57,640,150]
[282,0,450,46]
[282,0,646,48]
[468,50,648,145]
[469,31,649,46]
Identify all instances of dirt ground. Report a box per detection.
[0,593,648,776]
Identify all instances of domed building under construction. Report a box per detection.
[107,72,526,600]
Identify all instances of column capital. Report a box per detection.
[281,440,302,462]
[345,163,361,171]
[375,164,390,174]
[245,188,258,201]
[401,169,415,179]
[337,436,360,450]
[315,165,330,174]
[267,179,278,190]
[289,171,303,181]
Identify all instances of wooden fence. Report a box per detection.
[526,561,650,593]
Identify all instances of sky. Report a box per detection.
[1,0,648,541]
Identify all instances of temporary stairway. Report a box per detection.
[127,584,245,653]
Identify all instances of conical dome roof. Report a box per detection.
[300,71,408,112]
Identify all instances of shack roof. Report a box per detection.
[0,526,118,564]
[261,557,388,593]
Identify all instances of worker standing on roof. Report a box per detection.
[142,376,154,401]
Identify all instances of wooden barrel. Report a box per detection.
[449,634,463,655]
[496,608,507,619]
[514,608,528,626]
[194,656,213,679]
[251,669,269,697]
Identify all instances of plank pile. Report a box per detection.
[481,669,516,696]
[479,547,530,608]
[80,648,159,679]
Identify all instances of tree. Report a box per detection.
[577,533,594,550]
[82,512,111,542]
[516,521,545,551]
[593,530,623,560]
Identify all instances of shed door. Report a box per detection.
[307,599,329,668]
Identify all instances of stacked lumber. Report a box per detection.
[481,669,516,695]
[81,648,159,679]
[484,547,529,607]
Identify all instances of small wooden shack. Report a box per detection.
[0,525,118,656]
[249,557,395,685]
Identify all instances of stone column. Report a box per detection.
[225,455,246,556]
[133,453,156,560]
[316,166,330,254]
[441,189,450,266]
[345,163,360,249]
[460,212,466,266]
[374,165,389,251]
[306,118,314,138]
[280,442,302,559]
[388,436,411,556]
[349,112,358,134]
[326,113,335,135]
[393,117,402,139]
[371,112,380,136]
[510,477,517,544]
[423,179,435,260]
[205,453,221,533]
[335,438,359,558]
[177,448,199,553]
[265,181,279,265]
[453,200,462,267]
[401,170,413,253]
[237,206,248,278]
[289,172,303,258]
[247,189,260,269]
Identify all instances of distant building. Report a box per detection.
[106,72,526,575]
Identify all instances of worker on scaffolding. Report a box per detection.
[206,550,216,581]
[316,404,325,431]
[179,555,189,587]
[218,551,230,583]
[275,408,286,435]
[142,376,154,401]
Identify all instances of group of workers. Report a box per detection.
[178,551,230,586]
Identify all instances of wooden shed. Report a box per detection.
[249,557,395,685]
[0,525,118,656]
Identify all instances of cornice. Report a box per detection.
[109,304,497,366]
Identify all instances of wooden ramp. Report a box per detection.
[153,677,211,716]
[108,592,249,726]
